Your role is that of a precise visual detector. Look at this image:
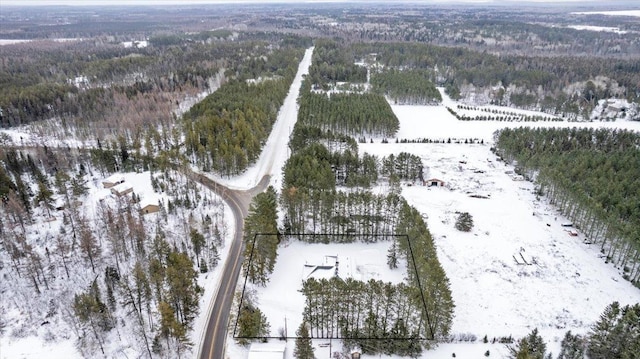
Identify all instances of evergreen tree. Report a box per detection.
[294,322,315,359]
[509,329,548,359]
[558,331,585,359]
[236,302,270,345]
[455,212,474,232]
[387,240,398,269]
[587,302,640,359]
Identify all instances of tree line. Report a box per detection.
[371,68,442,105]
[495,127,640,286]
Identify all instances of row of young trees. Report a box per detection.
[371,68,442,105]
[495,127,640,285]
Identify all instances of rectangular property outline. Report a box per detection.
[232,233,434,341]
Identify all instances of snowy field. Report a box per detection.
[391,89,640,143]
[229,87,640,358]
[253,240,407,337]
[567,25,628,34]
[572,10,640,18]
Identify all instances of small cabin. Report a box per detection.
[111,183,133,197]
[425,178,445,187]
[140,203,160,215]
[102,174,125,189]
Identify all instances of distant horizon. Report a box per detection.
[3,0,638,7]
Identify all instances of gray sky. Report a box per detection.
[1,0,604,6]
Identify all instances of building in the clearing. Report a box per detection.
[247,341,286,359]
[102,174,125,188]
[303,255,353,281]
[140,201,160,215]
[110,183,133,197]
[425,178,445,187]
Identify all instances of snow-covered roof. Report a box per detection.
[111,182,132,194]
[103,174,124,184]
[302,255,352,281]
[248,342,285,359]
[139,195,160,209]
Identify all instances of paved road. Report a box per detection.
[194,46,314,359]
[191,172,270,359]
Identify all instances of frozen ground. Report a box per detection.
[252,240,407,339]
[572,10,640,17]
[567,25,628,34]
[390,88,640,143]
[233,84,640,359]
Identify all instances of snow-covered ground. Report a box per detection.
[391,89,640,143]
[0,170,233,359]
[567,25,628,34]
[572,10,640,18]
[238,89,640,358]
[254,240,407,337]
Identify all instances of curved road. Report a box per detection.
[191,172,270,359]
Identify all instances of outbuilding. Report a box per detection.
[140,202,160,215]
[102,174,125,189]
[247,341,286,359]
[110,183,133,197]
[425,178,445,187]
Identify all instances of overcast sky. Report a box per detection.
[1,0,614,6]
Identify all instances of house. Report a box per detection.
[140,201,160,215]
[247,341,286,359]
[110,183,133,197]
[425,178,445,187]
[102,174,125,188]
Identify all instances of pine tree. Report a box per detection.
[509,328,547,359]
[455,212,473,232]
[558,331,585,359]
[587,302,640,359]
[294,322,315,359]
[387,240,398,269]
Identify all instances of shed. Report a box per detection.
[140,202,160,215]
[102,174,125,189]
[425,178,445,187]
[248,341,285,359]
[111,183,133,197]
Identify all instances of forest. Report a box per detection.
[352,42,640,119]
[495,127,640,286]
[370,68,442,105]
[0,143,228,357]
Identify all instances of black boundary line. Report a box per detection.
[232,233,434,342]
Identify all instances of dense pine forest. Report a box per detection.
[495,127,640,286]
[371,69,442,105]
